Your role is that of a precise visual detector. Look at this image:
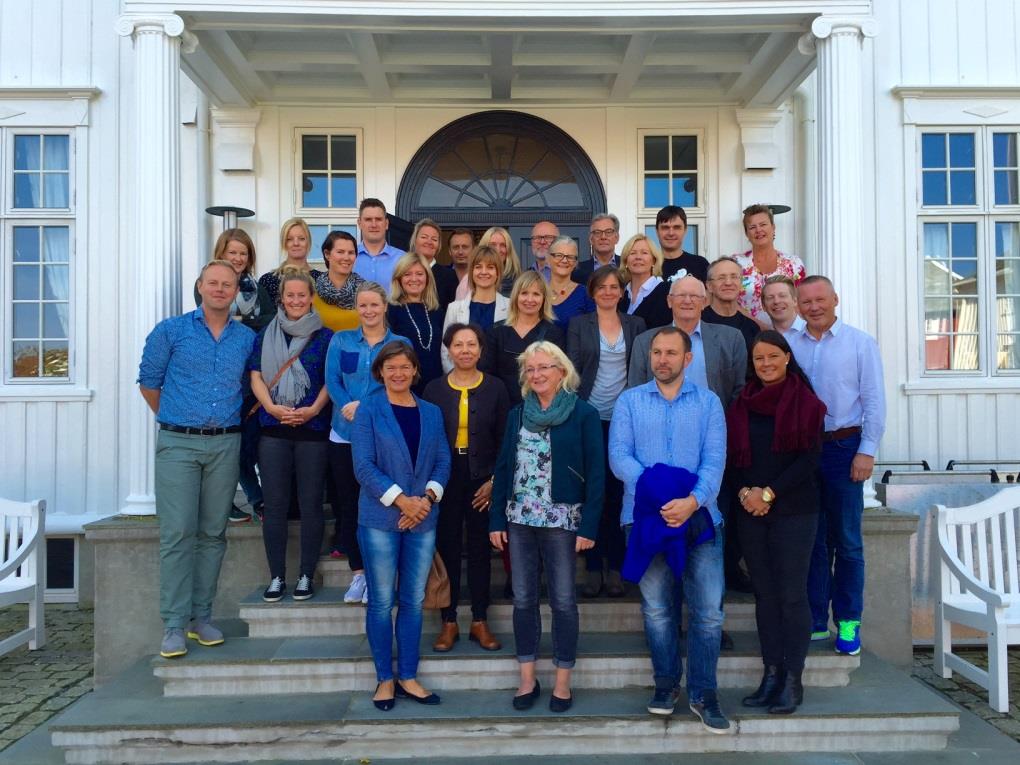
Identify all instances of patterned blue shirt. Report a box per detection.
[137,307,255,428]
[249,326,334,431]
[355,243,406,295]
[608,377,726,526]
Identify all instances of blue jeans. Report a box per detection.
[634,522,724,701]
[808,435,865,629]
[509,522,579,669]
[357,525,436,682]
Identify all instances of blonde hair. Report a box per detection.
[410,218,443,258]
[479,226,521,282]
[277,265,315,300]
[355,281,391,326]
[517,340,580,398]
[389,252,439,311]
[278,217,312,266]
[212,229,257,274]
[467,245,502,293]
[620,234,664,281]
[506,270,555,326]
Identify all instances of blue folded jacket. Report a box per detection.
[622,463,715,584]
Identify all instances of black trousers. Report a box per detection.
[259,435,328,580]
[436,453,491,623]
[585,418,625,572]
[326,441,363,572]
[736,509,818,672]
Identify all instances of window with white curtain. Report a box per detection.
[919,128,1020,375]
[3,131,74,382]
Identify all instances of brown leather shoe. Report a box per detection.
[433,622,459,652]
[469,620,501,651]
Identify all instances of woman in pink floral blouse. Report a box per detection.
[732,204,806,325]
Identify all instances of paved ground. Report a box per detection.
[1,603,1019,754]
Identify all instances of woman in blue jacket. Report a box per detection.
[323,281,409,604]
[489,341,604,714]
[352,341,451,711]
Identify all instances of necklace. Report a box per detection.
[403,303,433,352]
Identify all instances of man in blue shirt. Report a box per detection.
[138,260,256,659]
[529,220,557,280]
[609,327,730,732]
[789,275,886,657]
[353,198,405,294]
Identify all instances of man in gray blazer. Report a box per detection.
[627,274,746,407]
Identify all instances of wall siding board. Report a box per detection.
[955,0,988,85]
[965,394,996,459]
[30,0,61,85]
[0,0,32,86]
[60,0,92,86]
[985,0,1018,83]
[928,0,960,84]
[0,403,28,499]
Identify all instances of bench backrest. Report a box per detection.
[935,488,1020,601]
[0,498,45,584]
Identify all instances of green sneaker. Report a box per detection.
[835,620,861,655]
[810,630,831,641]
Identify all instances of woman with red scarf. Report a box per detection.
[726,330,826,716]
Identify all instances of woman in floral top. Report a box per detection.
[732,204,806,325]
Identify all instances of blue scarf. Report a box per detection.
[521,389,577,433]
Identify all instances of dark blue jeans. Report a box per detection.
[808,434,865,630]
[509,522,579,668]
[238,404,263,506]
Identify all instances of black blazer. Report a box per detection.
[480,321,566,405]
[619,281,672,330]
[422,373,510,480]
[567,311,647,400]
[431,263,460,311]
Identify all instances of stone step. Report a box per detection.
[49,656,959,764]
[239,586,757,638]
[150,631,858,697]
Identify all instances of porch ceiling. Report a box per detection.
[155,4,860,107]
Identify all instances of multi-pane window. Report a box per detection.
[642,135,699,209]
[13,135,70,209]
[306,223,358,267]
[11,225,70,378]
[920,128,1020,375]
[299,134,357,209]
[643,224,699,257]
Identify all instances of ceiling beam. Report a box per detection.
[349,32,392,99]
[489,34,514,100]
[743,36,816,107]
[610,32,653,100]
[723,31,787,100]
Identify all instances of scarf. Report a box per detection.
[522,389,577,433]
[232,273,260,319]
[260,307,324,407]
[315,270,365,310]
[726,373,827,468]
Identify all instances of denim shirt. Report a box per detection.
[324,327,410,441]
[137,307,255,428]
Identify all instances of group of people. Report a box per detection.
[137,198,885,732]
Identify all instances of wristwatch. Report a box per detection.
[761,487,775,505]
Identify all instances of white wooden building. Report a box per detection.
[1,0,1018,600]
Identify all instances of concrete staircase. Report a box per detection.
[48,555,962,764]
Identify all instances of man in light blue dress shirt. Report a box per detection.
[788,276,886,657]
[353,198,405,294]
[610,327,730,732]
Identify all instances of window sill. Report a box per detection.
[902,379,1020,395]
[0,385,93,402]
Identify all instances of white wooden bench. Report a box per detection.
[933,488,1020,712]
[0,498,46,655]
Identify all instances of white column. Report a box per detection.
[115,14,197,515]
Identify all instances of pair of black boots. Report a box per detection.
[742,665,802,714]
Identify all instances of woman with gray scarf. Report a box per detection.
[249,268,334,603]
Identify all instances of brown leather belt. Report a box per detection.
[822,426,862,442]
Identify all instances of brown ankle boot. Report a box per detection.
[433,622,459,652]
[469,620,501,651]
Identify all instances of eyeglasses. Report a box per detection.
[549,252,577,262]
[710,274,742,284]
[590,228,617,238]
[670,292,703,301]
[532,235,556,242]
[524,363,559,376]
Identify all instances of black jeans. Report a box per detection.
[736,510,818,672]
[436,453,490,623]
[259,435,328,580]
[326,442,363,571]
[585,419,625,573]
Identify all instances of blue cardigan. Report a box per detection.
[351,388,451,533]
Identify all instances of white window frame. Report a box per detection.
[637,129,707,219]
[639,218,706,259]
[293,128,363,217]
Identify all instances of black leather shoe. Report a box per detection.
[768,670,803,715]
[372,683,395,712]
[742,665,784,707]
[549,693,573,713]
[512,680,540,710]
[395,681,441,705]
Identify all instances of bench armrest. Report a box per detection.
[936,523,1007,609]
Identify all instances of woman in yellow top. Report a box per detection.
[314,231,365,331]
[423,323,510,653]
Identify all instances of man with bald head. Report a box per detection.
[529,220,558,281]
[628,274,746,407]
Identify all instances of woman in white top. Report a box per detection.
[443,245,510,371]
[619,234,671,329]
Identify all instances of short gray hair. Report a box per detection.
[590,213,619,231]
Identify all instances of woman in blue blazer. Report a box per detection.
[352,341,451,712]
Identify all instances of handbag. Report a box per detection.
[423,552,451,609]
[246,353,301,419]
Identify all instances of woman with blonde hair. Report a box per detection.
[442,245,510,371]
[386,253,445,394]
[259,217,324,304]
[455,226,522,299]
[489,340,604,712]
[619,233,671,330]
[409,218,459,309]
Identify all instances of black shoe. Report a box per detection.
[252,501,265,522]
[262,576,286,602]
[647,686,682,716]
[689,689,731,733]
[395,681,441,705]
[512,680,540,710]
[549,693,572,713]
[720,630,734,650]
[373,683,395,712]
[768,670,803,715]
[228,504,251,523]
[293,574,314,601]
[742,665,784,707]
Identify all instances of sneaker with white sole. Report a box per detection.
[186,619,224,646]
[647,686,682,716]
[160,628,187,658]
[263,576,286,603]
[810,629,831,641]
[293,574,314,601]
[362,584,369,604]
[689,689,731,734]
[344,572,367,603]
[835,619,861,655]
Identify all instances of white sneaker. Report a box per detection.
[344,573,367,603]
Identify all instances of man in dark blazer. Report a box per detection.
[573,213,621,286]
[627,274,746,407]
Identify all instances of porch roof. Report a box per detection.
[125,1,873,107]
